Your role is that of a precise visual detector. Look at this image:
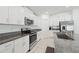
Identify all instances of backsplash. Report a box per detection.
[0,24,26,34]
[0,24,39,34]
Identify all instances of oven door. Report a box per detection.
[29,33,37,46]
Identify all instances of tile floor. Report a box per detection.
[54,32,79,53]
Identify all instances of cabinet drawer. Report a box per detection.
[0,41,14,53]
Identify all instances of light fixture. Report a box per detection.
[41,14,49,19]
[40,11,49,19]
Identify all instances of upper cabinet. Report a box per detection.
[0,6,36,25]
[8,6,25,25]
[24,7,36,20]
[8,6,35,25]
[8,7,18,24]
[16,7,25,25]
[0,7,8,24]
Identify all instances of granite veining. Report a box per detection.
[0,29,41,45]
[0,31,28,45]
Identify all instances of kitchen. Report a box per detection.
[0,6,79,53]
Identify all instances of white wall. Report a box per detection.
[34,11,72,31]
[50,11,72,26]
[34,8,79,34]
[72,8,79,34]
[34,14,50,31]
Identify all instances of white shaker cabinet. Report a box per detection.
[14,37,25,53]
[16,7,25,25]
[0,6,35,24]
[0,41,14,53]
[0,7,8,24]
[8,7,25,25]
[37,32,41,41]
[0,35,29,53]
[8,7,18,24]
[14,35,29,53]
[22,35,29,52]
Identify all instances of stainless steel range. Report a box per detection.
[29,32,37,50]
[21,28,37,50]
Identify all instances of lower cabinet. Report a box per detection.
[0,41,14,53]
[22,36,29,52]
[0,35,29,53]
[37,32,41,41]
[14,35,29,53]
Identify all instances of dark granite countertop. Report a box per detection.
[0,29,41,45]
[0,31,29,45]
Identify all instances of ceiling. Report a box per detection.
[27,6,79,16]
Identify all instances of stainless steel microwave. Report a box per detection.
[24,18,34,25]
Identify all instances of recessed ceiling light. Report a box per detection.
[41,14,49,19]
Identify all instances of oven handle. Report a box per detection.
[29,33,37,36]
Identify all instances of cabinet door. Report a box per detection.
[16,7,25,25]
[14,35,29,53]
[22,35,29,52]
[14,38,25,53]
[0,41,14,53]
[0,6,8,24]
[8,6,25,25]
[8,7,18,24]
[37,32,41,41]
